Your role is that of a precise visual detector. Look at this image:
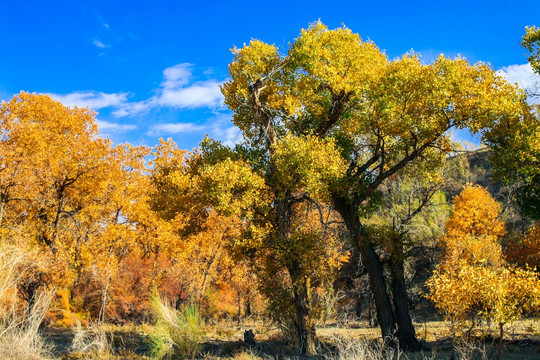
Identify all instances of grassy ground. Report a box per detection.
[41,318,540,359]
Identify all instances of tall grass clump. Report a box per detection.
[0,291,53,360]
[0,245,53,360]
[329,336,406,360]
[149,291,204,359]
[70,321,114,358]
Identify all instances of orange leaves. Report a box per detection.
[0,93,154,294]
[440,185,505,267]
[506,224,540,269]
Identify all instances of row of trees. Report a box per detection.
[0,22,539,356]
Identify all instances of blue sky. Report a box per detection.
[1,0,539,149]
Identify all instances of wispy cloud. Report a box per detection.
[162,63,192,88]
[113,63,224,117]
[95,119,137,133]
[146,122,205,136]
[93,39,111,48]
[48,91,129,110]
[207,112,240,147]
[49,64,224,117]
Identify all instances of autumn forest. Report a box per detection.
[1,22,540,360]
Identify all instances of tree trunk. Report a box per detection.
[289,268,317,355]
[497,322,504,360]
[358,239,397,342]
[332,193,397,343]
[98,281,109,323]
[389,248,420,350]
[244,296,252,317]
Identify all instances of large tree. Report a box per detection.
[0,92,153,316]
[222,22,531,349]
[150,137,348,355]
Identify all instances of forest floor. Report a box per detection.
[43,318,540,359]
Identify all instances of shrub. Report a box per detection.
[149,291,204,359]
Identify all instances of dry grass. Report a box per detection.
[0,291,54,360]
[11,313,539,359]
[0,245,54,360]
[68,321,115,358]
[327,336,407,360]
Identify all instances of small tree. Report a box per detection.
[427,185,540,359]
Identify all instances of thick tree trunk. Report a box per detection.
[251,72,318,355]
[358,239,397,342]
[387,233,421,350]
[289,268,317,355]
[389,253,420,350]
[332,193,397,343]
[276,196,318,355]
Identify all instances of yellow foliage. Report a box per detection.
[427,186,540,329]
[445,185,505,240]
[271,134,346,200]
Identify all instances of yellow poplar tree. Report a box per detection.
[221,21,532,350]
[427,185,540,355]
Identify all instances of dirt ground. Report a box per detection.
[42,318,540,359]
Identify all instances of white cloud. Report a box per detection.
[95,119,137,133]
[144,112,240,148]
[498,63,540,100]
[146,122,206,136]
[214,125,240,147]
[162,63,192,88]
[93,39,110,48]
[207,112,241,147]
[48,64,225,120]
[113,63,224,117]
[157,80,223,108]
[48,91,129,110]
[111,101,151,117]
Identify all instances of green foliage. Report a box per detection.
[149,292,204,360]
[515,174,540,220]
[521,25,540,73]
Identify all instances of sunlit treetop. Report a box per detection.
[222,22,531,206]
[445,185,505,240]
[521,25,540,73]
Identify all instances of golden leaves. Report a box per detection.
[427,186,540,326]
[0,93,153,289]
[271,134,346,200]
